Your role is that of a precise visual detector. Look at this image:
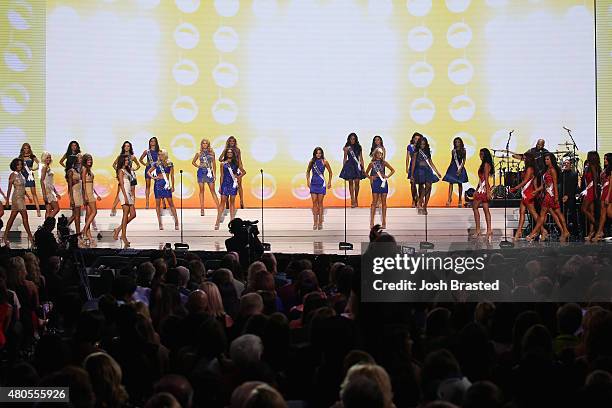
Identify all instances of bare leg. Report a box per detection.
[198,182,205,215]
[381,194,387,229]
[121,205,130,246]
[595,201,607,240]
[145,178,151,209]
[167,198,179,229]
[354,179,361,207]
[370,194,378,229]
[458,184,463,207]
[581,200,595,239]
[215,196,227,229]
[317,194,325,228]
[73,207,81,235]
[552,208,570,240]
[515,203,526,240]
[155,198,162,229]
[348,181,355,207]
[30,187,40,216]
[238,178,244,209]
[207,182,220,208]
[423,182,432,214]
[483,202,492,241]
[83,202,97,239]
[111,189,120,215]
[527,207,548,240]
[410,181,418,207]
[3,211,19,243]
[446,183,453,206]
[311,194,318,229]
[229,195,237,220]
[527,204,548,237]
[472,200,481,237]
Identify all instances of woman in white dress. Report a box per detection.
[113,154,136,247]
[40,152,61,219]
[3,158,33,246]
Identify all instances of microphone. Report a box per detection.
[509,130,514,135]
[563,126,571,132]
[260,169,263,174]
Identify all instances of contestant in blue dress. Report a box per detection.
[366,148,395,229]
[339,133,366,208]
[19,143,41,217]
[306,147,333,230]
[405,132,423,207]
[442,137,469,207]
[147,150,179,231]
[192,138,220,216]
[410,137,442,215]
[139,136,160,209]
[215,148,245,230]
[225,136,246,209]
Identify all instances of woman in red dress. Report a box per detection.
[527,153,570,242]
[510,153,546,240]
[581,151,601,241]
[594,153,612,241]
[471,148,494,241]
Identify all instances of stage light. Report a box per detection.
[175,0,200,14]
[4,41,31,72]
[250,173,276,200]
[170,134,196,161]
[8,0,33,30]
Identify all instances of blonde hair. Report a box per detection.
[372,147,385,160]
[200,138,211,152]
[341,364,394,408]
[200,282,226,318]
[41,151,52,164]
[159,149,169,164]
[22,252,42,288]
[83,352,128,407]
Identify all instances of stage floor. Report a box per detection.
[2,207,590,254]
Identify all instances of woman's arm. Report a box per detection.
[410,153,416,181]
[131,155,141,171]
[118,170,129,202]
[211,152,216,178]
[359,152,366,172]
[365,162,374,180]
[31,157,40,171]
[324,160,333,187]
[146,166,157,179]
[429,158,442,178]
[511,169,532,192]
[343,147,348,164]
[552,171,559,200]
[59,154,67,168]
[112,156,119,171]
[41,167,48,202]
[305,161,312,187]
[405,148,410,174]
[6,174,14,204]
[385,161,395,178]
[139,150,148,167]
[81,168,88,203]
[192,153,199,168]
[218,162,224,193]
[170,166,175,192]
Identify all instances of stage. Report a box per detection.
[5,207,536,254]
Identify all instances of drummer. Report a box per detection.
[513,139,549,178]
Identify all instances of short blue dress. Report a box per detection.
[220,162,239,196]
[371,160,388,194]
[413,150,439,184]
[153,163,173,199]
[197,151,215,184]
[407,144,416,179]
[310,159,326,195]
[22,157,36,188]
[339,146,366,180]
[442,149,468,184]
[145,150,159,180]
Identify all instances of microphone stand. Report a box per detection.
[175,170,189,251]
[419,207,434,250]
[500,131,514,248]
[260,169,270,251]
[564,127,579,238]
[339,179,353,251]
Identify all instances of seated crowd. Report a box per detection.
[0,221,611,407]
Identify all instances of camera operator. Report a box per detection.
[225,218,264,268]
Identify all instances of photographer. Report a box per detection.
[225,218,264,268]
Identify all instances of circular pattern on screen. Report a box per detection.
[213,62,239,88]
[250,136,278,163]
[410,97,435,124]
[4,41,32,72]
[214,0,239,17]
[408,61,434,88]
[449,95,476,122]
[93,169,114,198]
[174,22,200,49]
[407,26,433,52]
[212,98,238,125]
[291,173,311,200]
[446,0,471,13]
[406,0,432,17]
[214,26,239,53]
[253,0,279,18]
[173,58,199,86]
[452,132,477,159]
[172,95,199,123]
[175,171,196,199]
[448,58,473,85]
[0,83,30,115]
[170,133,197,161]
[332,178,351,200]
[250,173,277,200]
[447,22,472,49]
[175,0,200,14]
[8,0,33,30]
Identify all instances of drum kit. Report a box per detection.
[490,141,580,200]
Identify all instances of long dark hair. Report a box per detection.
[120,141,134,156]
[65,153,81,179]
[370,136,384,157]
[585,151,601,175]
[148,137,160,152]
[344,133,362,156]
[9,158,23,172]
[65,141,81,158]
[452,137,466,160]
[524,152,536,172]
[410,132,422,145]
[604,153,612,177]
[417,137,431,158]
[544,153,561,178]
[225,136,238,148]
[220,148,238,167]
[308,147,325,171]
[479,148,494,175]
[116,154,130,176]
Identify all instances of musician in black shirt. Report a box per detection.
[513,139,549,178]
[560,157,579,236]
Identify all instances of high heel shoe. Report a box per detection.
[174,224,179,231]
[200,209,205,216]
[214,223,220,230]
[110,208,116,217]
[486,232,493,243]
[593,232,604,242]
[540,231,549,241]
[113,228,120,241]
[318,223,323,230]
[313,224,317,230]
[445,200,451,207]
[159,224,164,230]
